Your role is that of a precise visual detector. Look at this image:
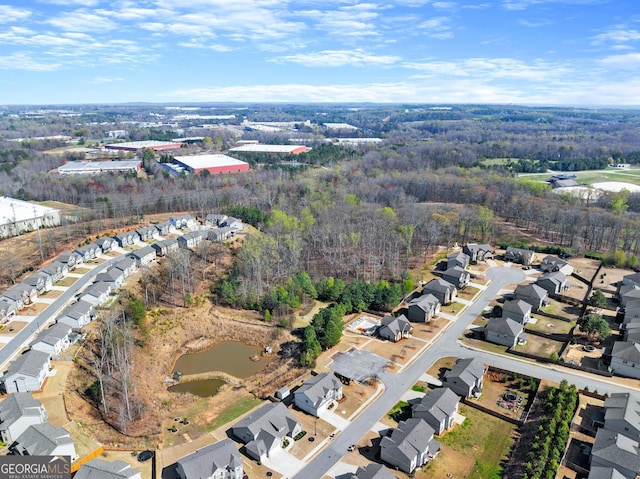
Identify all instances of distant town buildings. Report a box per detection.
[105,140,182,152]
[228,144,308,155]
[57,160,142,175]
[173,154,250,174]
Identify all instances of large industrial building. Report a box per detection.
[57,160,142,175]
[104,140,183,152]
[228,144,308,155]
[0,197,61,239]
[172,154,250,174]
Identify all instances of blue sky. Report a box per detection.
[1,0,639,105]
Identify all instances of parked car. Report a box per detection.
[137,450,154,462]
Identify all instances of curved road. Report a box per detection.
[294,266,631,479]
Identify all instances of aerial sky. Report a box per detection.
[1,0,638,106]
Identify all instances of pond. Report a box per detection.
[172,341,270,378]
[168,378,226,397]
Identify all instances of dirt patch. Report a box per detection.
[20,302,50,316]
[411,318,448,341]
[0,320,29,335]
[513,335,564,358]
[362,337,421,366]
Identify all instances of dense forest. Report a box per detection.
[2,104,640,301]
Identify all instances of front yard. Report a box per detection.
[512,334,564,359]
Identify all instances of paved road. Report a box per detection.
[294,266,634,479]
[0,255,122,369]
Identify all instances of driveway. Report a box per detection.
[261,449,305,478]
[320,409,350,430]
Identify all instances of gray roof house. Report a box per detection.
[294,373,343,417]
[540,255,574,275]
[0,298,17,323]
[1,287,25,311]
[57,300,94,329]
[504,246,536,266]
[502,299,532,324]
[514,283,549,312]
[30,322,72,356]
[75,243,102,262]
[378,314,413,343]
[380,418,440,474]
[407,294,440,323]
[38,261,68,283]
[10,423,76,460]
[208,227,235,242]
[462,243,493,264]
[588,467,630,479]
[447,251,470,269]
[95,268,125,290]
[170,215,196,230]
[0,393,47,443]
[443,358,485,398]
[350,463,397,479]
[412,387,460,435]
[151,238,179,256]
[114,230,138,248]
[23,272,53,294]
[129,245,157,266]
[485,317,526,348]
[80,282,112,306]
[536,271,568,296]
[57,251,83,270]
[113,257,137,278]
[178,230,207,249]
[95,236,115,253]
[441,266,470,289]
[619,284,640,308]
[7,283,37,306]
[590,428,640,479]
[204,214,228,227]
[231,402,301,461]
[603,393,640,439]
[75,459,141,479]
[422,279,457,306]
[610,341,640,380]
[176,439,243,479]
[3,350,52,394]
[154,220,172,236]
[136,225,159,242]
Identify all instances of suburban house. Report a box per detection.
[136,225,159,242]
[204,214,228,227]
[514,283,549,312]
[619,284,640,308]
[231,402,301,461]
[294,372,343,417]
[0,393,47,443]
[154,221,172,236]
[75,459,141,479]
[224,216,243,231]
[350,464,398,479]
[3,350,52,393]
[1,288,24,311]
[422,279,457,306]
[75,243,102,262]
[176,439,243,479]
[412,387,460,435]
[0,298,16,323]
[10,423,77,460]
[502,299,532,324]
[7,284,37,306]
[536,271,568,296]
[57,251,83,270]
[407,294,441,323]
[440,266,470,289]
[485,317,526,348]
[504,246,536,266]
[447,251,470,269]
[56,300,94,329]
[114,230,138,248]
[380,418,440,473]
[95,268,125,289]
[151,238,179,257]
[462,243,493,264]
[170,215,196,230]
[38,261,68,283]
[129,245,157,266]
[601,393,640,439]
[23,272,52,294]
[587,466,629,479]
[443,357,485,398]
[610,341,640,380]
[79,282,112,306]
[540,255,574,276]
[94,236,115,253]
[590,428,640,479]
[208,227,235,242]
[30,323,72,356]
[113,257,137,278]
[378,314,413,343]
[178,230,207,249]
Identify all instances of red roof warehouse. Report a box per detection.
[173,154,250,174]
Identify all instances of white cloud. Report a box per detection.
[518,18,552,27]
[417,16,454,39]
[591,27,640,46]
[502,0,606,10]
[91,76,124,83]
[47,10,118,32]
[39,0,100,5]
[0,5,31,23]
[0,53,61,71]
[599,52,640,69]
[271,48,401,67]
[178,41,233,52]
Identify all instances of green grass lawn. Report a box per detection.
[387,400,411,423]
[57,276,79,287]
[527,316,574,335]
[206,396,263,431]
[438,404,517,479]
[519,167,640,187]
[457,286,479,301]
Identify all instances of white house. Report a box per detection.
[57,300,94,329]
[30,323,72,356]
[3,350,52,394]
[294,373,343,417]
[10,423,77,460]
[0,393,47,443]
[80,282,112,306]
[75,459,141,479]
[176,439,243,479]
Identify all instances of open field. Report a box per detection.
[518,167,640,187]
[527,316,575,335]
[513,334,564,358]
